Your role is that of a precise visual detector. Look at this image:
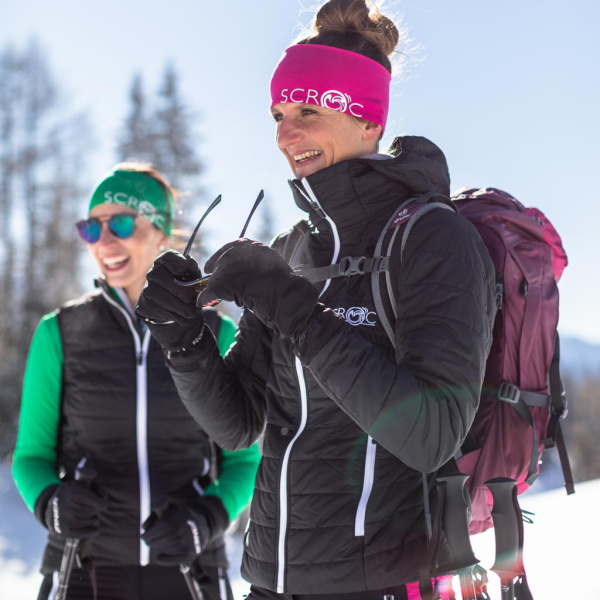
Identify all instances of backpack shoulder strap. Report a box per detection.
[372,193,454,344]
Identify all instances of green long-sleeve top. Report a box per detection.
[12,293,260,522]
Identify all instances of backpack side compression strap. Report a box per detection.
[543,334,575,494]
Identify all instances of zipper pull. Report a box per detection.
[309,200,325,219]
[137,351,144,366]
[292,181,325,219]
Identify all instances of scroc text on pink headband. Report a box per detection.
[270,44,391,130]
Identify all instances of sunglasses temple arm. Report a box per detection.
[183,194,222,258]
[239,189,265,239]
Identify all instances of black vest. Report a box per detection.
[41,284,224,571]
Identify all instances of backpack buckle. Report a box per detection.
[497,382,520,404]
[338,256,367,277]
[495,282,504,309]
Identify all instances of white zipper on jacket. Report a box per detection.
[298,179,341,296]
[275,180,342,593]
[303,179,378,536]
[100,288,152,566]
[355,436,377,536]
[276,358,309,593]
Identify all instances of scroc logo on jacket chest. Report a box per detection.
[333,306,377,327]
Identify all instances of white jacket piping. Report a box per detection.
[275,179,341,593]
[100,288,152,566]
[355,436,377,536]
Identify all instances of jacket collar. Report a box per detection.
[94,278,142,328]
[289,136,451,246]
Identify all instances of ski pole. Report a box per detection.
[55,538,80,600]
[55,459,97,600]
[435,473,483,600]
[146,501,204,600]
[180,563,204,600]
[485,478,525,600]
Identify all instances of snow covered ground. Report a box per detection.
[1,460,597,599]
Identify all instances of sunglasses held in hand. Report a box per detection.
[174,190,265,303]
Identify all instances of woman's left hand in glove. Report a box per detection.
[141,496,229,566]
[200,238,320,341]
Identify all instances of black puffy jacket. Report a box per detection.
[168,136,496,594]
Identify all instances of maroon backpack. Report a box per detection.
[450,187,573,534]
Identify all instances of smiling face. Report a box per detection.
[87,203,167,306]
[271,102,382,179]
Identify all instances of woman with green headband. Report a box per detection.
[12,163,260,600]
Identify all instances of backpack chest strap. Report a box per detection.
[293,255,390,283]
[292,196,453,287]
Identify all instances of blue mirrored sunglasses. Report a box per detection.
[76,213,136,244]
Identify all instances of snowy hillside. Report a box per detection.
[1,461,597,599]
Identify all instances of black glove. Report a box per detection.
[200,239,320,341]
[141,496,229,566]
[42,481,109,539]
[135,250,205,352]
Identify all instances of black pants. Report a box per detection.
[37,564,233,600]
[246,585,410,600]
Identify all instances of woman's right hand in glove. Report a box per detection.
[135,250,206,352]
[43,481,109,539]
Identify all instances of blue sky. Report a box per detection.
[3,1,599,342]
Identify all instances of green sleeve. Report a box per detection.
[215,313,237,357]
[204,443,261,521]
[12,312,63,512]
[205,312,261,520]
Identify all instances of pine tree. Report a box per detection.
[0,40,92,456]
[117,62,205,256]
[153,62,202,191]
[116,73,155,164]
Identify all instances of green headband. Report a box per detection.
[88,169,173,235]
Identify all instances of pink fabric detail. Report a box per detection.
[406,575,455,599]
[270,44,391,130]
[524,207,568,280]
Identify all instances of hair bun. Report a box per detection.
[313,0,399,57]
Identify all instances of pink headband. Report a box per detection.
[270,44,391,130]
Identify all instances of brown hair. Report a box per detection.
[296,0,400,73]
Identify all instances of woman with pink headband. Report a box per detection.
[137,1,496,598]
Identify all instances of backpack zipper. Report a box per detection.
[100,288,152,566]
